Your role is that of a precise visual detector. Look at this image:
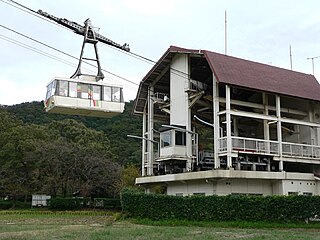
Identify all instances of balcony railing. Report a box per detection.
[282,142,320,159]
[218,136,320,159]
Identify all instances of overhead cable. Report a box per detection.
[1,0,192,82]
[0,24,139,86]
[0,0,70,31]
[0,34,78,68]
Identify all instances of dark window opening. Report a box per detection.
[175,131,186,146]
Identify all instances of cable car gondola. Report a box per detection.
[45,77,125,118]
[40,11,130,118]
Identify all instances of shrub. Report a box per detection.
[120,188,320,222]
[93,198,121,209]
[0,200,31,210]
[0,200,13,210]
[14,201,31,209]
[48,198,85,210]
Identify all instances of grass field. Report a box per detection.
[0,211,320,240]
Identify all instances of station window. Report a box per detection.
[161,131,172,148]
[103,86,112,101]
[112,87,121,102]
[57,80,68,96]
[69,82,77,98]
[303,192,312,196]
[175,131,186,146]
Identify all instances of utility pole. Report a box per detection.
[307,56,320,75]
[289,45,293,70]
[224,10,227,55]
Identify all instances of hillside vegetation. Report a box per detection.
[0,101,141,200]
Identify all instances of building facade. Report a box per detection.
[133,46,320,196]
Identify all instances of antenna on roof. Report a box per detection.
[289,45,293,70]
[224,10,227,55]
[307,56,320,75]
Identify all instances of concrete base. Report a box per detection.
[136,169,320,196]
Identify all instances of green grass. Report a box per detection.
[131,218,320,229]
[0,210,320,239]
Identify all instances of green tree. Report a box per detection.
[114,164,141,194]
[4,101,143,165]
[0,122,50,202]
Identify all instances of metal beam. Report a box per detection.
[151,65,170,87]
[219,98,307,116]
[221,109,320,128]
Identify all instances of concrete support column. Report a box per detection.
[213,78,220,169]
[263,93,270,141]
[170,54,193,171]
[147,86,154,176]
[309,105,315,145]
[276,95,283,171]
[186,85,193,172]
[252,163,256,171]
[226,85,232,168]
[233,116,238,136]
[263,93,270,156]
[142,109,147,176]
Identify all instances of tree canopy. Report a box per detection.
[0,101,142,200]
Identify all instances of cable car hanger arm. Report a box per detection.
[36,9,130,52]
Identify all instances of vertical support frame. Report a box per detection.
[276,95,283,171]
[213,75,220,169]
[226,85,232,168]
[141,109,147,176]
[147,86,154,176]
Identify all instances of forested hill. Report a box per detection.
[0,101,142,198]
[3,101,142,166]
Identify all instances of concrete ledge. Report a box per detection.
[136,169,315,185]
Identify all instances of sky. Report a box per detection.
[0,0,320,105]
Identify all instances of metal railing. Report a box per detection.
[282,142,320,159]
[231,137,279,155]
[188,79,208,91]
[218,136,320,159]
[153,92,169,102]
[219,137,227,152]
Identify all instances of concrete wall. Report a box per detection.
[167,180,214,196]
[166,179,319,196]
[280,180,316,195]
[167,179,273,196]
[170,54,189,126]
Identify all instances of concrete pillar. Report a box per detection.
[142,109,147,176]
[226,85,232,168]
[263,93,270,140]
[233,116,239,137]
[186,89,193,172]
[170,54,193,171]
[309,104,315,145]
[237,161,241,170]
[147,86,154,176]
[263,93,270,154]
[252,163,256,171]
[213,78,220,169]
[276,95,283,171]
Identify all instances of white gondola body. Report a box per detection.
[44,77,125,118]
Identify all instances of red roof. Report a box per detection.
[203,49,320,101]
[133,46,320,114]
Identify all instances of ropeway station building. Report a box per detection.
[133,46,320,196]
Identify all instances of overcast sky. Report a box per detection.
[0,0,320,105]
